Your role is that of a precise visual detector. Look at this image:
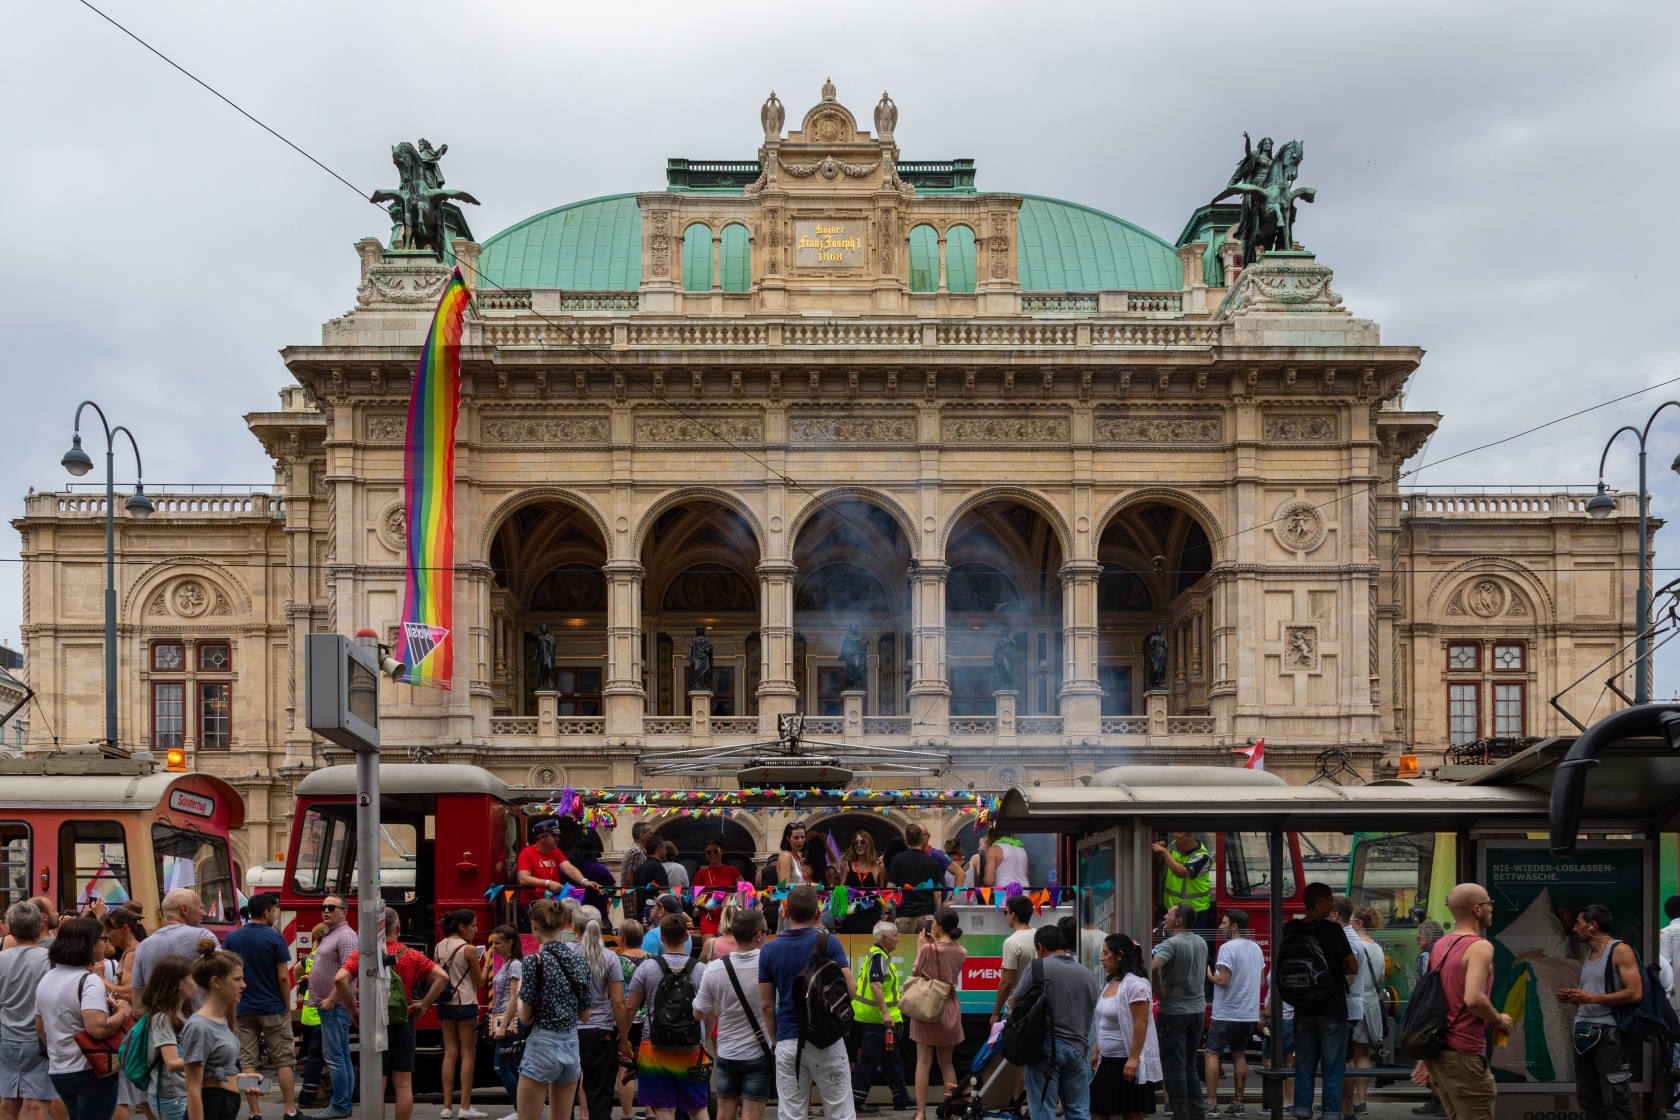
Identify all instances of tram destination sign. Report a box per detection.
[167,788,215,818]
[796,220,866,267]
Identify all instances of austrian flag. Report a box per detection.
[1233,738,1265,771]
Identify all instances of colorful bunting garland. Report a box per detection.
[533,787,998,829]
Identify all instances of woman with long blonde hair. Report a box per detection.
[571,906,628,1120]
[840,831,885,934]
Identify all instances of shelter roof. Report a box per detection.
[297,763,513,800]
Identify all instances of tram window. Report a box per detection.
[0,824,28,913]
[58,822,131,916]
[1348,831,1435,927]
[291,806,353,895]
[153,825,236,922]
[1223,833,1297,899]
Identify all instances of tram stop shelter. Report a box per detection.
[997,737,1680,1120]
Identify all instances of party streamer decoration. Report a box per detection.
[400,267,471,688]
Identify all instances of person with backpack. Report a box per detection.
[1151,903,1208,1120]
[1276,883,1358,1120]
[755,884,856,1120]
[329,910,448,1120]
[1009,923,1100,1120]
[1555,903,1644,1120]
[1400,884,1508,1120]
[134,955,196,1120]
[626,913,709,1120]
[516,899,595,1120]
[693,908,773,1120]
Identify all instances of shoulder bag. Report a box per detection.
[72,975,122,1079]
[900,942,954,1023]
[721,956,773,1058]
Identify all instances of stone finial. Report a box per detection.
[874,91,897,138]
[761,91,784,140]
[821,77,836,102]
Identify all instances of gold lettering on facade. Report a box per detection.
[795,220,867,267]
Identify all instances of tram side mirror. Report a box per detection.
[305,633,381,753]
[1660,711,1680,752]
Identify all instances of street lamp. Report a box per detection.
[1592,400,1680,704]
[61,402,149,752]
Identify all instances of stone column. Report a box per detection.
[908,562,950,739]
[994,690,1018,746]
[937,235,949,293]
[711,232,723,292]
[756,561,798,735]
[842,690,866,744]
[537,690,560,748]
[1059,560,1102,737]
[1145,688,1169,743]
[603,561,645,739]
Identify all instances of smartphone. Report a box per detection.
[237,1075,263,1091]
[923,918,933,934]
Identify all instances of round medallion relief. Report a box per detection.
[529,764,566,788]
[1273,500,1328,553]
[374,502,408,553]
[1467,579,1506,618]
[992,765,1021,787]
[616,516,630,533]
[173,581,209,617]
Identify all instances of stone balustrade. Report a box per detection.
[33,492,283,518]
[1400,491,1626,517]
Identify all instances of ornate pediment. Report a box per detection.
[795,78,862,143]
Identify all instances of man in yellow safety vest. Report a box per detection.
[1153,832,1216,929]
[850,922,912,1113]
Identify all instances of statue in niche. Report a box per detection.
[371,139,480,253]
[1210,132,1315,266]
[1145,624,1170,691]
[993,625,1020,691]
[687,626,714,692]
[839,624,868,691]
[531,623,558,692]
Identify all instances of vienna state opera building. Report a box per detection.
[13,85,1645,867]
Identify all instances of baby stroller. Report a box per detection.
[937,1028,1028,1120]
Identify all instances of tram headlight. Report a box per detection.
[165,748,187,772]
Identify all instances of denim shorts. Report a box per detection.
[436,1002,480,1022]
[1261,1019,1295,1058]
[714,1053,774,1101]
[1206,1020,1254,1056]
[519,1026,581,1085]
[0,1037,54,1100]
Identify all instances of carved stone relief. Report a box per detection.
[375,502,408,554]
[940,414,1069,443]
[989,214,1009,279]
[1444,577,1528,619]
[480,415,610,445]
[1282,624,1320,673]
[1093,416,1223,444]
[788,413,914,443]
[174,581,209,618]
[364,414,407,442]
[1272,499,1328,553]
[634,415,763,444]
[1263,413,1338,442]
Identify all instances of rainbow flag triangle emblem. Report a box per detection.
[403,621,450,674]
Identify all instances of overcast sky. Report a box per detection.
[3,1,1679,707]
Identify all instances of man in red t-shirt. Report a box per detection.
[332,910,448,1120]
[1409,883,1513,1120]
[515,818,596,931]
[692,839,741,938]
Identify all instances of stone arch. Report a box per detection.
[632,487,768,560]
[785,487,918,554]
[476,487,613,563]
[1424,557,1555,621]
[1091,488,1228,566]
[938,487,1073,561]
[123,556,251,623]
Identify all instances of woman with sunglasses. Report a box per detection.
[35,916,132,1120]
[840,833,885,934]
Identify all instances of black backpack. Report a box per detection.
[794,931,855,1061]
[649,957,702,1047]
[1398,933,1473,1060]
[1604,941,1680,1044]
[1275,922,1334,1015]
[999,958,1051,1068]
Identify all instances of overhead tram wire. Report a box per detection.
[56,2,1680,594]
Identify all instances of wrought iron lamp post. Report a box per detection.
[1586,400,1680,704]
[60,402,152,750]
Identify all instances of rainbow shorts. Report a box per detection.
[636,1042,708,1112]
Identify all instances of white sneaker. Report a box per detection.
[439,1110,455,1119]
[459,1110,489,1119]
[496,1113,518,1120]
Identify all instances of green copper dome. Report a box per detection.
[478,194,643,291]
[476,191,1180,293]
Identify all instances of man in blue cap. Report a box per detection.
[515,817,598,931]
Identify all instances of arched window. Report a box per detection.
[908,225,939,292]
[946,224,977,292]
[720,223,751,291]
[681,223,712,291]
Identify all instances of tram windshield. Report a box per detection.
[1347,831,1436,927]
[153,824,237,922]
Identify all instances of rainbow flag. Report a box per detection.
[79,861,129,908]
[400,267,470,689]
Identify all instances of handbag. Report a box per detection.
[900,944,954,1023]
[72,977,122,1079]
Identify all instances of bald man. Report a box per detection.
[133,888,218,998]
[1408,884,1511,1120]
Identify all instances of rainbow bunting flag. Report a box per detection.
[400,267,471,689]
